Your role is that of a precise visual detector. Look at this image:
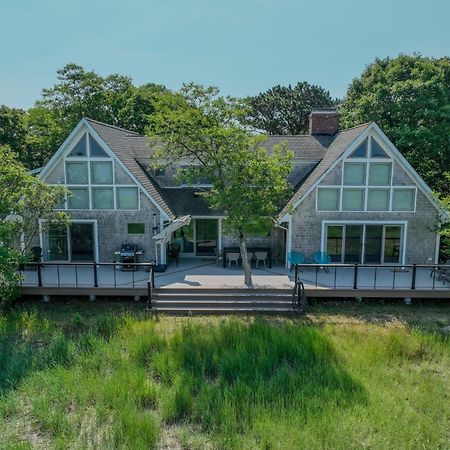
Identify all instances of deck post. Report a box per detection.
[93,263,98,288]
[37,263,43,287]
[353,264,358,290]
[404,297,412,305]
[411,264,417,290]
[89,294,96,302]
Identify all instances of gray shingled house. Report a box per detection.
[36,110,445,267]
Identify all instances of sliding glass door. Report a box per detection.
[325,224,403,264]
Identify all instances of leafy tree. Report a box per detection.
[340,55,450,194]
[0,146,66,306]
[0,106,27,161]
[147,84,293,286]
[246,82,336,135]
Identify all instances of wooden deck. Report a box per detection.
[19,260,450,301]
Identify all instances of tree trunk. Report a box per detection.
[239,230,253,287]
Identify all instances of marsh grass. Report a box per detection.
[0,302,449,449]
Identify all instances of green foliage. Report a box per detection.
[246,82,337,134]
[0,306,449,449]
[147,84,293,284]
[0,146,67,306]
[341,55,450,194]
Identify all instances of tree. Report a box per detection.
[0,106,27,161]
[147,84,293,286]
[340,55,450,194]
[246,82,336,135]
[0,146,66,306]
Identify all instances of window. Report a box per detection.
[155,167,166,176]
[66,161,88,184]
[371,139,389,158]
[392,188,415,211]
[91,161,113,184]
[369,162,391,186]
[117,187,139,210]
[326,225,343,262]
[128,223,145,234]
[349,138,368,158]
[342,189,364,211]
[344,163,366,185]
[367,189,390,211]
[68,135,87,157]
[89,135,108,157]
[317,188,339,211]
[68,188,89,209]
[384,226,402,263]
[92,187,114,209]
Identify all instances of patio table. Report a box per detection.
[222,246,272,268]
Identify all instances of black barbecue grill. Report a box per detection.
[120,243,137,271]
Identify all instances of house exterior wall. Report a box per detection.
[51,191,160,262]
[290,162,439,264]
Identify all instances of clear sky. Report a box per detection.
[1,0,449,109]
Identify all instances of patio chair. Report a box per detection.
[313,251,331,273]
[255,251,268,269]
[213,247,223,266]
[227,252,240,268]
[288,251,305,271]
[29,246,43,270]
[167,243,181,266]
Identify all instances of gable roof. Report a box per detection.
[84,118,176,219]
[278,123,370,218]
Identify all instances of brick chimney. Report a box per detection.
[309,108,339,135]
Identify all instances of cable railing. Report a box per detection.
[291,263,450,291]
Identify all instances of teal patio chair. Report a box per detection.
[313,251,331,273]
[288,251,305,271]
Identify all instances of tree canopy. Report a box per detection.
[147,84,293,285]
[246,82,336,135]
[0,146,66,305]
[340,55,450,194]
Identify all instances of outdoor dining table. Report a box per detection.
[222,246,272,268]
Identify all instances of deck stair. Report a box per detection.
[151,288,296,314]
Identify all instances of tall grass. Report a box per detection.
[0,304,449,449]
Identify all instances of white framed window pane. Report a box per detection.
[68,188,89,209]
[344,163,366,185]
[92,187,114,209]
[68,135,87,157]
[117,187,138,210]
[342,189,364,211]
[369,162,391,185]
[392,189,415,211]
[91,161,113,184]
[349,138,368,158]
[66,162,88,184]
[371,138,389,158]
[317,188,339,211]
[89,134,108,157]
[367,189,389,211]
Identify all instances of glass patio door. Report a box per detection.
[70,223,95,261]
[195,219,218,256]
[45,224,69,261]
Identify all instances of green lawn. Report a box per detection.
[0,300,449,449]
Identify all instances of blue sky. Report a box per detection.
[1,0,448,109]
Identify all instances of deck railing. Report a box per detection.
[291,263,449,291]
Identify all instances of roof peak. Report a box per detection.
[84,117,141,136]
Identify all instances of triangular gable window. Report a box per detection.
[348,138,368,158]
[371,138,389,158]
[89,134,109,157]
[68,134,87,157]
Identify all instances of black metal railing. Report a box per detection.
[18,262,157,289]
[147,263,155,311]
[290,263,450,291]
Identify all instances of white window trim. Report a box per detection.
[39,218,99,263]
[316,137,417,213]
[320,220,408,265]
